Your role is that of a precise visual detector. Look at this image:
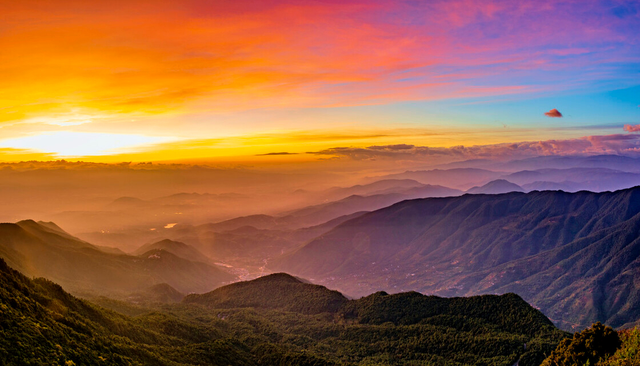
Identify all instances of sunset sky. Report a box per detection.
[0,0,639,162]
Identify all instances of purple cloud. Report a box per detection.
[623,124,640,133]
[308,134,640,161]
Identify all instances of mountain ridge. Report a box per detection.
[273,186,640,330]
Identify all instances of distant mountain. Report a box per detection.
[367,168,502,190]
[136,249,234,293]
[499,155,640,172]
[320,179,426,200]
[105,196,149,210]
[197,214,279,232]
[123,211,370,274]
[278,184,463,228]
[184,273,349,314]
[282,194,430,229]
[195,184,461,232]
[467,179,524,194]
[133,239,213,264]
[435,155,640,173]
[0,220,234,295]
[273,187,640,330]
[504,168,640,192]
[151,185,461,270]
[368,164,640,194]
[521,181,582,192]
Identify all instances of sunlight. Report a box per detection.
[0,131,172,158]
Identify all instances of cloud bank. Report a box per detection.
[624,124,640,133]
[309,134,640,161]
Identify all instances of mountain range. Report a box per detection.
[0,220,234,296]
[273,186,640,330]
[0,259,567,366]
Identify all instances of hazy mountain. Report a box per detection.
[282,194,438,229]
[196,214,280,232]
[278,184,463,229]
[367,168,502,190]
[367,164,640,194]
[0,220,234,295]
[467,179,524,194]
[81,211,369,278]
[195,183,461,232]
[0,258,567,365]
[105,196,150,210]
[499,155,640,172]
[521,181,583,192]
[504,168,640,192]
[136,249,234,293]
[320,179,427,200]
[435,155,640,173]
[273,187,640,330]
[133,239,213,264]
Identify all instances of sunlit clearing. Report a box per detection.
[0,131,172,158]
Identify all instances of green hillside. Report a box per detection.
[0,259,568,365]
[184,273,349,314]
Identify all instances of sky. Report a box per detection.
[0,0,639,163]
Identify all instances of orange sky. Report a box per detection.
[1,0,638,162]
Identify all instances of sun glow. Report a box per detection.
[0,131,173,158]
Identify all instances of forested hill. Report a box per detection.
[0,259,568,366]
[274,186,640,330]
[183,272,349,314]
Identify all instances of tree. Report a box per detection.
[542,322,621,366]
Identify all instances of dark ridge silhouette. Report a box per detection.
[466,179,524,194]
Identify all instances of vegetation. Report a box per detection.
[541,322,621,366]
[184,273,349,314]
[541,323,640,366]
[1,259,570,365]
[597,327,640,366]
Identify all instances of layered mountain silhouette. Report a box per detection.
[318,179,454,201]
[371,166,640,193]
[196,183,462,231]
[133,239,214,265]
[0,220,234,295]
[467,179,524,194]
[274,187,640,330]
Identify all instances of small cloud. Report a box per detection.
[255,152,298,156]
[544,108,563,118]
[624,124,640,133]
[368,144,414,151]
